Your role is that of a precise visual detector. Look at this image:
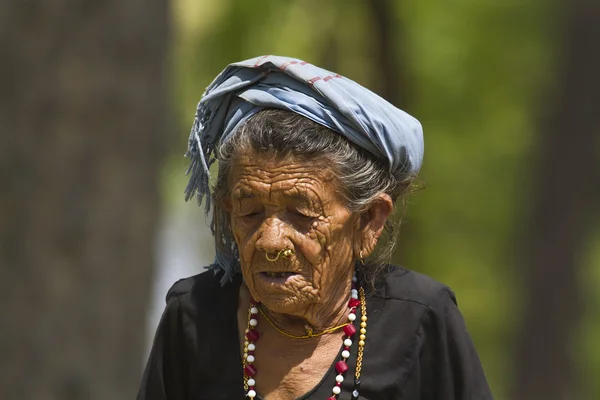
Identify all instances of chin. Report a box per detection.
[260,296,306,315]
[251,278,318,315]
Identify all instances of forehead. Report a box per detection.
[228,153,340,200]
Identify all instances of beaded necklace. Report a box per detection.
[242,274,367,399]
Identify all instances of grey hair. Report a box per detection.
[211,109,416,285]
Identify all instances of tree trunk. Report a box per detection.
[512,0,600,399]
[366,0,409,109]
[0,1,170,399]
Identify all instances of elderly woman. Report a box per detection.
[138,56,493,400]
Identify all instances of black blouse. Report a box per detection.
[137,266,493,399]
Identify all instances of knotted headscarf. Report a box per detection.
[185,55,424,281]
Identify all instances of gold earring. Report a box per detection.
[359,250,365,265]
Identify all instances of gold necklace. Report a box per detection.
[257,306,349,339]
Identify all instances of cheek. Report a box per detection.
[233,224,257,265]
[319,219,356,268]
[318,217,353,247]
[309,220,352,264]
[299,219,333,265]
[308,220,328,246]
[229,218,256,268]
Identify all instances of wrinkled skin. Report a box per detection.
[224,151,393,333]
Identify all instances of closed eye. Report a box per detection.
[241,212,261,218]
[289,211,317,230]
[236,210,264,222]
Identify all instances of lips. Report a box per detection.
[256,270,301,285]
[260,271,296,278]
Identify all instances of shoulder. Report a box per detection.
[165,269,240,317]
[375,267,494,398]
[371,265,456,308]
[166,269,223,300]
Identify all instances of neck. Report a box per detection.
[260,279,353,337]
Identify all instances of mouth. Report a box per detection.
[257,271,300,284]
[260,271,296,278]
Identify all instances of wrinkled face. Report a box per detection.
[224,152,360,317]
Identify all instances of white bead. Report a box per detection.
[336,374,344,383]
[247,355,255,363]
[352,275,357,282]
[333,386,341,395]
[250,307,259,314]
[344,338,353,347]
[247,389,257,398]
[248,343,256,351]
[249,318,258,327]
[353,389,360,397]
[348,313,356,322]
[341,350,350,359]
[247,378,256,386]
[351,289,358,295]
[351,293,359,299]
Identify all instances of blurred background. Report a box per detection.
[1,0,599,399]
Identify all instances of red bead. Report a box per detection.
[248,350,254,356]
[348,298,360,308]
[335,360,349,374]
[246,329,260,342]
[244,364,257,377]
[343,324,357,337]
[328,397,336,400]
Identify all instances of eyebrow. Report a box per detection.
[232,187,315,205]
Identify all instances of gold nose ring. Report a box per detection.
[265,248,294,262]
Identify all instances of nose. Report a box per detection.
[255,217,292,254]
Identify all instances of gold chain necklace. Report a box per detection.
[257,306,349,339]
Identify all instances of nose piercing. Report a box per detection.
[265,248,294,262]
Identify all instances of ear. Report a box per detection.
[353,193,394,259]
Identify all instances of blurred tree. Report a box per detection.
[511,0,600,399]
[366,0,408,109]
[0,1,169,399]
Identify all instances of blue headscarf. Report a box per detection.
[185,55,424,281]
